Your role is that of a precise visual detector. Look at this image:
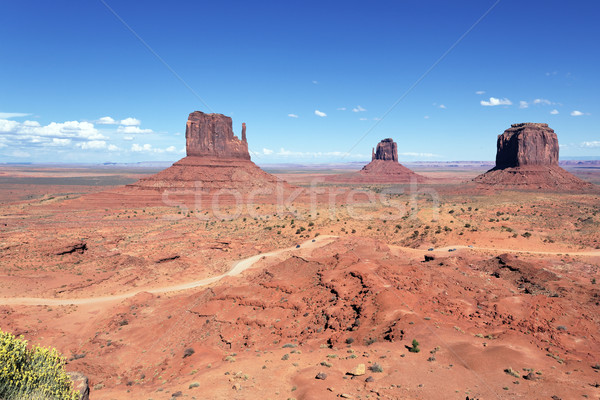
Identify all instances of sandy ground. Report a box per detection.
[1,164,600,399]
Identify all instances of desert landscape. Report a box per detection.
[1,113,599,400]
[2,2,599,399]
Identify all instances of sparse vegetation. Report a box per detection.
[0,329,80,400]
[369,363,383,373]
[409,339,420,353]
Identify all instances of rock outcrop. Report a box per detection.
[474,123,591,190]
[185,112,250,160]
[495,123,558,168]
[128,111,290,194]
[372,138,398,162]
[67,372,90,400]
[326,138,427,183]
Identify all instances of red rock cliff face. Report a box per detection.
[372,138,398,162]
[495,123,559,169]
[185,111,250,160]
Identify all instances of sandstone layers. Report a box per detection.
[326,138,427,183]
[129,111,287,193]
[474,123,591,189]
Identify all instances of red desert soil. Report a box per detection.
[1,164,600,399]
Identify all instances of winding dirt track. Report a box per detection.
[2,236,599,307]
[423,244,600,256]
[0,235,338,306]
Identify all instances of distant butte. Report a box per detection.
[326,138,427,183]
[473,123,592,189]
[128,111,290,193]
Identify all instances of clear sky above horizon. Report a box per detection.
[1,0,598,164]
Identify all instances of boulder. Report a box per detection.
[347,363,366,376]
[67,372,90,400]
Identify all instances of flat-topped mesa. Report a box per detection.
[372,138,398,162]
[495,122,558,169]
[185,111,250,160]
[473,122,592,190]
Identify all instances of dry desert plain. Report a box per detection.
[1,162,600,400]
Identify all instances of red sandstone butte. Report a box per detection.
[326,138,427,183]
[185,112,250,160]
[128,111,289,193]
[474,123,592,189]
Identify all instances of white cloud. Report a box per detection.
[0,119,105,140]
[287,113,299,118]
[262,148,274,155]
[533,98,552,105]
[312,80,318,85]
[117,126,152,134]
[336,107,347,111]
[399,152,440,158]
[424,115,430,119]
[96,116,117,125]
[123,136,134,140]
[480,97,512,106]
[352,105,366,112]
[120,117,141,126]
[519,101,529,109]
[131,143,177,153]
[0,112,31,119]
[314,110,327,117]
[475,91,486,95]
[359,117,367,121]
[51,138,71,146]
[581,140,600,148]
[11,150,30,158]
[571,110,584,116]
[275,148,367,158]
[76,140,107,150]
[0,119,20,133]
[131,143,152,152]
[550,109,559,115]
[108,144,120,151]
[581,141,600,148]
[439,104,446,109]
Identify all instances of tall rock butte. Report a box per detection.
[129,111,289,193]
[326,138,427,183]
[185,112,250,160]
[474,123,591,189]
[372,138,398,162]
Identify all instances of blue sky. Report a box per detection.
[1,0,598,164]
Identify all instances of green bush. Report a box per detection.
[0,329,79,400]
[409,339,420,353]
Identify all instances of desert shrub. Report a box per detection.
[0,329,79,400]
[369,363,383,373]
[183,348,195,358]
[409,339,420,353]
